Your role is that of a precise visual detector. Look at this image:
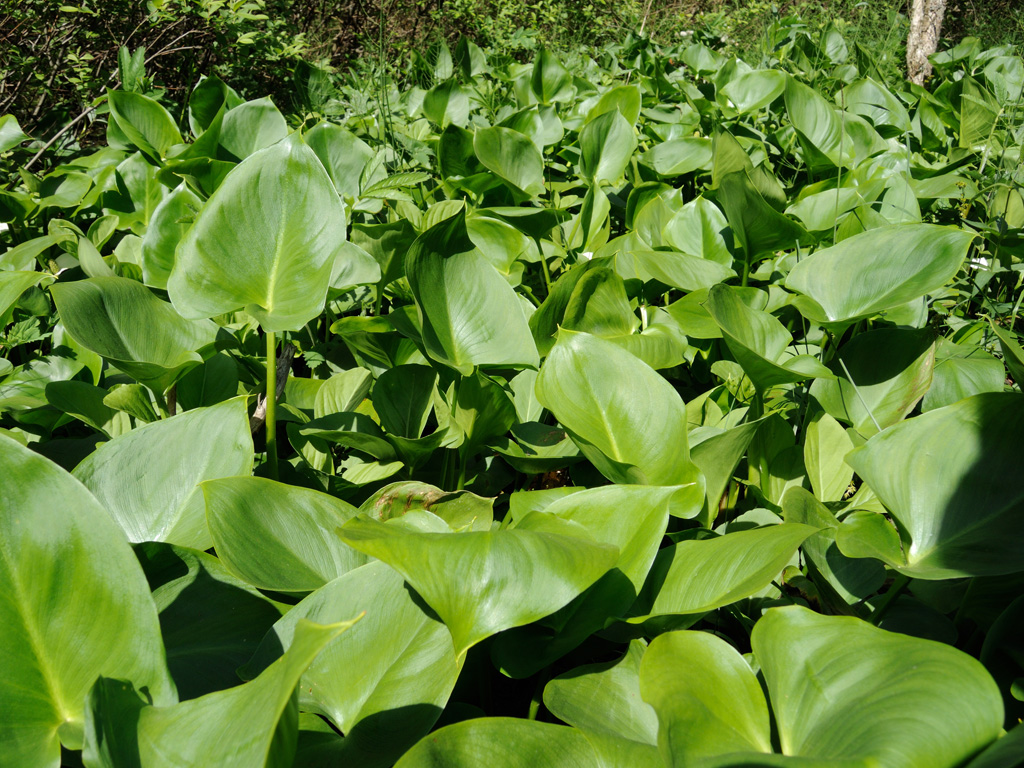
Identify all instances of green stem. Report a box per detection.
[373,281,384,317]
[456,459,467,492]
[539,247,553,295]
[740,257,750,288]
[527,667,551,721]
[266,330,279,481]
[870,574,911,626]
[152,388,169,419]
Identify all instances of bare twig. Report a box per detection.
[250,344,295,433]
[24,104,99,171]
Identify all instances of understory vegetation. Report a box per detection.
[2,7,1024,768]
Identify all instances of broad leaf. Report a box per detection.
[50,276,218,392]
[241,561,459,763]
[336,512,618,657]
[84,619,356,768]
[0,435,175,765]
[753,606,1003,767]
[73,398,253,551]
[846,393,1024,579]
[405,209,539,374]
[545,640,659,746]
[204,477,368,592]
[536,329,700,487]
[786,225,976,324]
[169,133,344,332]
[629,524,818,623]
[640,631,772,764]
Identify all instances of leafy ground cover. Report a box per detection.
[2,21,1024,768]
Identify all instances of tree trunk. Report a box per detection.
[907,0,948,86]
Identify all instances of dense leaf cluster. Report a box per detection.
[1,24,1024,768]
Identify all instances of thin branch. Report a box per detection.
[23,105,99,171]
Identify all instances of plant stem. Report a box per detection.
[527,666,551,721]
[870,573,911,626]
[538,245,553,295]
[266,330,279,481]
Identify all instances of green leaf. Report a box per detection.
[716,170,808,259]
[922,338,1005,412]
[176,353,239,409]
[405,209,539,374]
[846,393,1024,579]
[662,196,734,266]
[580,110,637,185]
[356,486,491,538]
[988,320,1024,386]
[809,328,935,436]
[424,81,470,128]
[965,724,1024,768]
[133,542,285,700]
[640,631,772,764]
[169,133,344,332]
[841,78,911,136]
[630,524,818,623]
[546,640,658,746]
[537,329,701,488]
[0,114,29,153]
[394,718,629,768]
[0,270,48,320]
[240,561,459,763]
[785,225,976,325]
[531,48,574,103]
[782,488,885,604]
[784,77,854,169]
[107,90,183,160]
[141,183,200,289]
[640,137,712,176]
[802,411,854,502]
[305,122,376,200]
[374,364,436,438]
[217,97,288,161]
[720,70,787,114]
[753,605,1003,767]
[960,77,1002,152]
[453,371,516,454]
[84,619,357,768]
[103,383,159,423]
[50,276,218,392]
[705,284,833,392]
[45,380,129,437]
[586,85,642,125]
[72,398,253,550]
[314,368,372,418]
[834,510,907,569]
[0,435,175,765]
[613,249,734,294]
[473,127,545,198]
[204,477,369,592]
[690,419,762,523]
[493,485,685,677]
[336,512,618,657]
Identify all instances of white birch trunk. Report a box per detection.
[907,0,948,85]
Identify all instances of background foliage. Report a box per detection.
[2,0,1022,150]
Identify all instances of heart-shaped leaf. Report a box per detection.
[169,133,345,332]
